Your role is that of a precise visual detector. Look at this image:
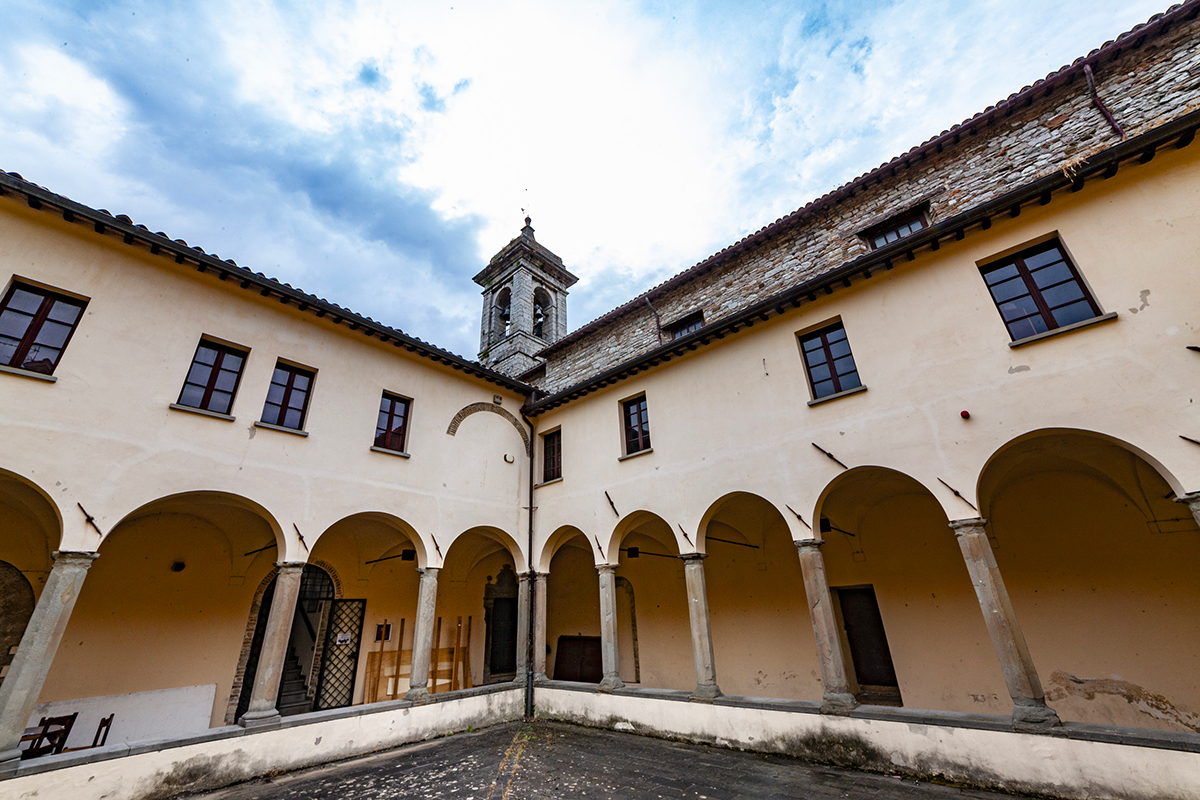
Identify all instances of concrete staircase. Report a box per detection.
[277,648,314,717]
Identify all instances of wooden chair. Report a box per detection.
[63,714,114,752]
[20,712,77,759]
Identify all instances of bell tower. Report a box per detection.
[474,217,578,377]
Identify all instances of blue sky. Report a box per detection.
[0,0,1167,358]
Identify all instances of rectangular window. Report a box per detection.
[865,210,926,250]
[177,339,248,415]
[0,282,87,375]
[622,395,651,455]
[543,429,562,482]
[374,392,411,453]
[980,239,1101,341]
[261,362,315,430]
[665,310,704,339]
[799,322,862,400]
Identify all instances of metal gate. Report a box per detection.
[314,599,366,711]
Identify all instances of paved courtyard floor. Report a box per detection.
[187,721,1035,800]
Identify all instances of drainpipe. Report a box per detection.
[521,403,538,720]
[644,297,664,346]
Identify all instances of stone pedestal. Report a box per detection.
[405,567,440,705]
[0,551,98,773]
[794,540,857,714]
[951,519,1060,732]
[240,562,305,729]
[682,554,721,703]
[596,565,625,692]
[532,572,548,681]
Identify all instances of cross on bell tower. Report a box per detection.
[474,217,578,378]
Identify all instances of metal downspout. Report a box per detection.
[522,408,537,719]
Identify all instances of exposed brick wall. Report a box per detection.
[536,12,1200,393]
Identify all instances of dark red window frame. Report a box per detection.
[374,392,411,453]
[799,323,862,400]
[666,310,704,340]
[622,396,651,455]
[177,339,248,415]
[543,429,562,482]
[0,281,87,375]
[261,362,315,430]
[865,209,927,250]
[980,239,1101,341]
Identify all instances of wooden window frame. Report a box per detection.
[979,238,1102,341]
[374,392,412,453]
[862,208,928,250]
[622,395,651,456]
[261,361,316,431]
[798,322,862,401]
[542,428,562,482]
[665,310,704,340]
[0,280,88,376]
[176,338,249,415]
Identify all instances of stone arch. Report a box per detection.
[537,524,594,572]
[533,286,554,340]
[446,402,531,456]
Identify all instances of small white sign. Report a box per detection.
[335,633,352,646]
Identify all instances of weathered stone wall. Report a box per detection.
[537,10,1200,393]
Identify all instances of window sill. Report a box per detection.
[0,364,56,383]
[535,477,563,489]
[807,384,868,407]
[1008,311,1118,349]
[370,446,410,459]
[618,447,653,462]
[254,420,309,437]
[169,403,236,422]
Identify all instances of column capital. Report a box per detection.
[1173,491,1200,508]
[794,538,825,551]
[274,561,307,573]
[596,563,617,575]
[518,572,532,584]
[949,518,988,536]
[419,566,441,575]
[51,550,100,566]
[679,552,708,562]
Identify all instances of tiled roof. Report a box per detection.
[536,0,1200,359]
[0,171,533,394]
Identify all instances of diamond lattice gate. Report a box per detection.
[314,599,366,710]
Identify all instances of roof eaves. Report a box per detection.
[0,172,534,395]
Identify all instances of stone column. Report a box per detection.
[532,572,548,681]
[951,519,1060,731]
[241,562,305,728]
[515,573,531,683]
[0,551,98,772]
[596,565,625,692]
[794,539,857,714]
[681,554,721,702]
[405,567,440,704]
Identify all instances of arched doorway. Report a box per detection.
[0,469,60,690]
[541,526,602,683]
[815,467,1006,712]
[698,493,823,701]
[235,564,349,721]
[977,429,1200,731]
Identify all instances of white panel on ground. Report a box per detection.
[27,684,216,748]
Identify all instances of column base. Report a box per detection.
[596,675,625,693]
[689,683,723,703]
[239,709,282,729]
[820,692,859,715]
[1012,701,1062,732]
[533,672,549,684]
[405,687,434,705]
[0,750,21,778]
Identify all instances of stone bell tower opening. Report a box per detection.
[474,217,578,377]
